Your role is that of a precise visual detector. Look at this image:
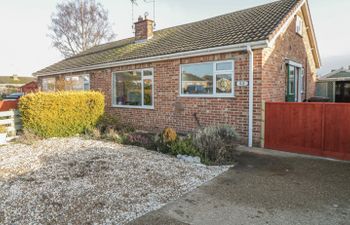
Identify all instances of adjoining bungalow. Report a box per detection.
[317,66,350,102]
[34,0,321,147]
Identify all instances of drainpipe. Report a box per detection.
[247,46,254,148]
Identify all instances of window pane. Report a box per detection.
[143,79,153,106]
[181,63,213,95]
[216,62,232,71]
[115,71,142,106]
[83,75,90,90]
[143,70,153,77]
[65,76,84,91]
[216,74,232,94]
[42,78,55,92]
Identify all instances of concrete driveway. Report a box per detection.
[128,150,350,225]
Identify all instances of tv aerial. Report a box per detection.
[131,0,157,31]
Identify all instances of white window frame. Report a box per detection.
[296,16,303,36]
[287,60,305,102]
[179,60,235,98]
[112,68,154,109]
[65,74,90,91]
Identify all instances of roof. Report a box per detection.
[35,0,308,76]
[0,76,35,85]
[318,68,350,82]
[329,71,350,79]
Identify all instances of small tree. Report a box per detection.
[49,0,115,58]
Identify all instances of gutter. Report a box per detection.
[33,40,268,76]
[318,78,350,82]
[247,45,254,148]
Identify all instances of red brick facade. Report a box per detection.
[262,12,317,103]
[38,11,318,147]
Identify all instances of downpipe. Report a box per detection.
[247,46,254,148]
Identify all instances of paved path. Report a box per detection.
[128,151,350,225]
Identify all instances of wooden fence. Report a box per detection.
[265,102,350,161]
[0,110,22,139]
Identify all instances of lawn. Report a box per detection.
[0,138,229,224]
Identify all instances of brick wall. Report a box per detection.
[262,11,317,103]
[38,51,263,145]
[98,51,263,145]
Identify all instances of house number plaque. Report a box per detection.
[237,80,249,87]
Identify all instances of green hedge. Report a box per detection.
[19,91,105,138]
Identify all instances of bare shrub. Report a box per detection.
[192,125,240,165]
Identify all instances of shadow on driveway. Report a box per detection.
[128,151,350,225]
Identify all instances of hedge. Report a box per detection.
[19,91,105,138]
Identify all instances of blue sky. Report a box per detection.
[0,0,349,76]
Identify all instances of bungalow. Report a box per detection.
[317,66,350,102]
[34,0,321,147]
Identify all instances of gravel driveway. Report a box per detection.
[0,138,229,225]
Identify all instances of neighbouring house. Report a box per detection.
[316,66,350,102]
[20,81,39,94]
[34,0,321,147]
[0,75,35,94]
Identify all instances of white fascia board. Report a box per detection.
[268,0,306,47]
[34,40,268,77]
[267,0,321,68]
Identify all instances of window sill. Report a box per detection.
[179,94,235,98]
[111,105,154,110]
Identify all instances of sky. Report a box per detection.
[0,0,349,76]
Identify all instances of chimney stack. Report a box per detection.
[134,14,154,42]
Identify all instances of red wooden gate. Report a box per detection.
[265,102,350,161]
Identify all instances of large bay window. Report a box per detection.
[65,74,90,91]
[42,77,56,92]
[112,69,154,108]
[180,60,234,97]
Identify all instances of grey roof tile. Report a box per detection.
[35,0,300,75]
